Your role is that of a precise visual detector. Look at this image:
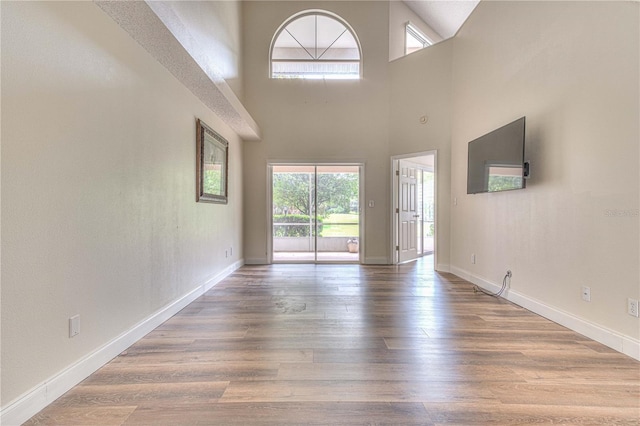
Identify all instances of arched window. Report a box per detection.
[270,10,362,80]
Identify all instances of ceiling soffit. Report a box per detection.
[94,0,261,141]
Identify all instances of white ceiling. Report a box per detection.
[402,0,480,39]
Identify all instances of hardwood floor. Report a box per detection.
[25,258,640,425]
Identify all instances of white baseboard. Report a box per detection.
[364,256,389,265]
[0,259,244,426]
[246,257,391,266]
[435,263,450,273]
[450,265,640,361]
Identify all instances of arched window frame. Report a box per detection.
[269,9,363,80]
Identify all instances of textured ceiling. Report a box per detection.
[403,0,480,39]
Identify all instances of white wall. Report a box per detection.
[150,0,244,100]
[3,2,637,417]
[1,0,244,408]
[242,1,391,264]
[389,40,453,270]
[450,1,639,352]
[389,1,443,62]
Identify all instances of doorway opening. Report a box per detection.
[391,152,436,265]
[269,164,363,263]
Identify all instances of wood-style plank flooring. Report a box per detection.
[26,258,640,425]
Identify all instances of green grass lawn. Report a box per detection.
[322,213,359,237]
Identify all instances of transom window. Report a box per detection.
[270,10,362,80]
[405,22,432,55]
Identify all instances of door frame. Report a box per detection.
[267,162,365,264]
[397,159,420,263]
[390,150,437,265]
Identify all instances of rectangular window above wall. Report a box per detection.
[405,22,432,55]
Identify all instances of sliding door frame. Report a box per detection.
[267,162,365,264]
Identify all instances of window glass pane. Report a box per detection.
[285,15,316,51]
[406,31,425,54]
[319,32,360,60]
[272,61,359,79]
[405,23,431,56]
[316,15,348,50]
[273,30,312,60]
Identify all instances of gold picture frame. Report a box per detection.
[196,119,229,204]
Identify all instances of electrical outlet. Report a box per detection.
[628,298,639,317]
[471,254,476,264]
[230,247,233,256]
[69,315,80,338]
[581,286,591,302]
[225,250,228,258]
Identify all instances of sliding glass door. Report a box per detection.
[271,164,361,263]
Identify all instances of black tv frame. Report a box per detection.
[467,117,528,195]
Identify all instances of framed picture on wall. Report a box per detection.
[196,118,229,204]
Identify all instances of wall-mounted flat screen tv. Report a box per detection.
[467,117,527,194]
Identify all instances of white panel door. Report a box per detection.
[398,160,419,263]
